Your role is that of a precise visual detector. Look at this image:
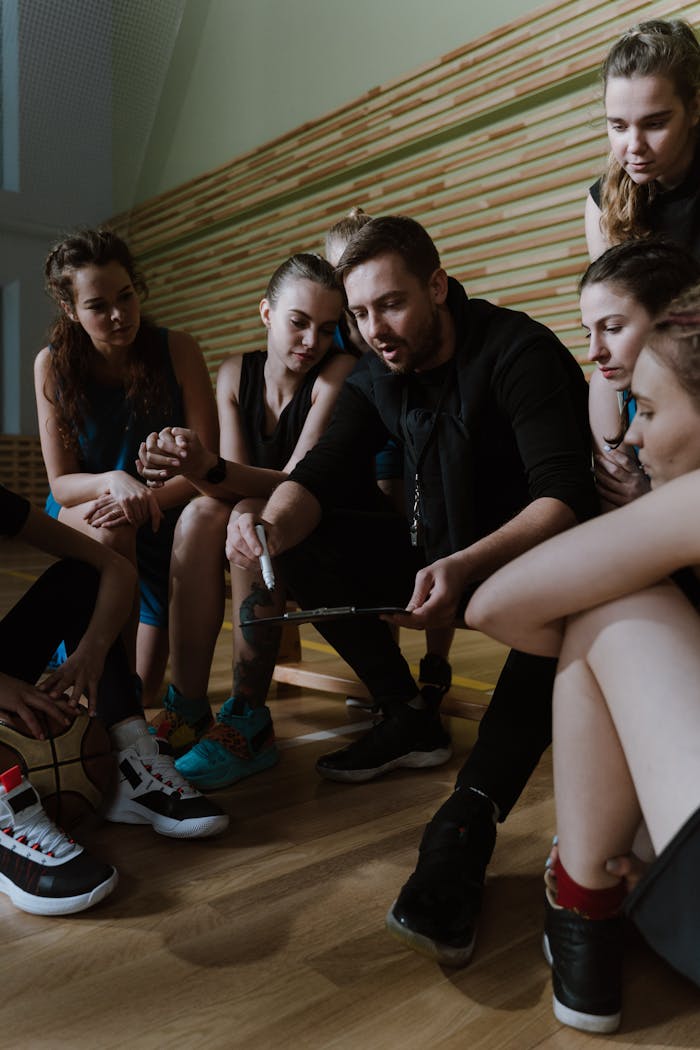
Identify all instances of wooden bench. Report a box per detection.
[271,625,490,722]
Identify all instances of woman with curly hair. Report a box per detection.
[35,228,217,705]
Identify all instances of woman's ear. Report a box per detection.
[259,298,271,327]
[60,300,77,322]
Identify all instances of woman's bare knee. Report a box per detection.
[228,496,265,524]
[176,496,230,541]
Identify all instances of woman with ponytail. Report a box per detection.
[586,19,700,260]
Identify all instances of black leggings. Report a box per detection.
[280,509,554,820]
[0,558,142,728]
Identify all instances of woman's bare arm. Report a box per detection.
[34,347,117,505]
[466,470,700,656]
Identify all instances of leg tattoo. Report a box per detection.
[235,580,283,709]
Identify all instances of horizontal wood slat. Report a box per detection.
[112,0,700,382]
[104,0,700,713]
[0,435,49,506]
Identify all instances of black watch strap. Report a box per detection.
[204,455,226,484]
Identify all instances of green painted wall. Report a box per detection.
[130,0,543,209]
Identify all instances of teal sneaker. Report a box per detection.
[175,699,278,790]
[149,684,213,758]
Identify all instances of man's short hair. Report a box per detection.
[336,215,441,284]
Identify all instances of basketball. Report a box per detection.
[0,707,116,829]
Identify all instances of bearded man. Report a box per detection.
[227,214,597,966]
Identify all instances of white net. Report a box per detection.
[14,0,185,219]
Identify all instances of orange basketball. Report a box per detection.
[0,707,116,829]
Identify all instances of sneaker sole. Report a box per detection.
[0,868,118,916]
[345,696,375,711]
[177,748,279,791]
[316,746,452,783]
[543,933,621,1034]
[385,901,476,967]
[103,803,229,839]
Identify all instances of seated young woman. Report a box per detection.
[34,229,218,706]
[583,239,700,509]
[0,485,227,917]
[466,287,700,1032]
[137,253,352,790]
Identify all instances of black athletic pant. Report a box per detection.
[279,509,554,820]
[0,559,142,728]
[278,510,420,701]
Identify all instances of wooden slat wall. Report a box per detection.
[112,0,700,379]
[0,436,48,506]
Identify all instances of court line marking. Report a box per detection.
[224,619,496,692]
[0,568,44,582]
[277,719,375,750]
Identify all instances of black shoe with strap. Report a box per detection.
[543,893,623,1034]
[386,787,497,966]
[315,701,451,783]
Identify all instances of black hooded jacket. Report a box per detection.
[290,277,597,563]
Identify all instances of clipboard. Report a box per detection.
[240,605,408,627]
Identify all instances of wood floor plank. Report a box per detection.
[0,541,697,1048]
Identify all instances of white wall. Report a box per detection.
[132,0,543,206]
[3,0,544,433]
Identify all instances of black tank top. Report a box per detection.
[590,141,700,260]
[237,349,328,469]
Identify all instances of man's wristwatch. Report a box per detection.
[204,455,226,484]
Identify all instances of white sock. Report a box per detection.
[109,718,158,757]
[407,693,427,710]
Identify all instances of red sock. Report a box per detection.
[554,855,625,919]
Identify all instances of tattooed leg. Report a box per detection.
[231,568,285,710]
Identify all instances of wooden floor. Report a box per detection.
[1,540,698,1049]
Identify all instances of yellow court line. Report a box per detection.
[0,568,42,583]
[224,619,496,693]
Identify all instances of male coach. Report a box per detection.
[229,216,597,965]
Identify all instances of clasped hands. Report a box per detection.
[84,469,162,532]
[136,427,211,486]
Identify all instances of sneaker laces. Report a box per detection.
[1,800,75,859]
[142,751,200,797]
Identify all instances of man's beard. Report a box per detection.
[378,307,442,375]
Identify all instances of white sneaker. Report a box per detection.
[0,765,117,915]
[103,736,229,839]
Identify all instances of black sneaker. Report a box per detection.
[543,893,623,1033]
[315,703,451,783]
[0,765,117,916]
[386,788,497,966]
